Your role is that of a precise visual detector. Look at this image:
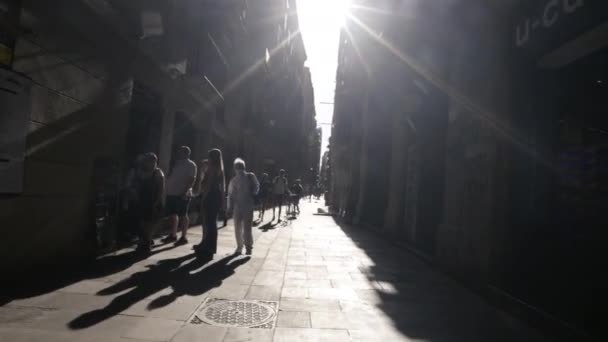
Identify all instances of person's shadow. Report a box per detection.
[1,245,178,307]
[259,222,276,232]
[68,253,249,329]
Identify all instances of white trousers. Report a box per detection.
[234,208,254,249]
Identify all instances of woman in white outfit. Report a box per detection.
[227,158,260,255]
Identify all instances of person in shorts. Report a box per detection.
[162,146,197,245]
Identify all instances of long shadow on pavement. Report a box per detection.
[69,253,249,329]
[1,244,178,306]
[332,217,547,342]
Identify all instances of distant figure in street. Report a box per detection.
[163,146,197,246]
[196,148,225,257]
[227,158,259,255]
[290,179,304,215]
[272,169,288,222]
[257,173,272,220]
[135,153,165,253]
[314,183,323,200]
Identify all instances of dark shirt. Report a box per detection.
[291,184,304,197]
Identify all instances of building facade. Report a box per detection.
[0,0,314,275]
[228,0,315,181]
[330,0,608,339]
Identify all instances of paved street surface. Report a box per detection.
[0,202,546,341]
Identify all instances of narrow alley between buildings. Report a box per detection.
[1,1,607,341]
[1,202,546,342]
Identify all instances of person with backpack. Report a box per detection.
[227,158,259,255]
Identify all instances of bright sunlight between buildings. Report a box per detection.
[297,0,352,157]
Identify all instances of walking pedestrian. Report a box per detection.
[257,173,272,220]
[272,169,288,222]
[134,153,165,253]
[162,146,197,245]
[227,158,259,255]
[196,148,225,257]
[291,179,304,215]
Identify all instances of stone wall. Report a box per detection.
[0,7,132,272]
[435,4,512,277]
[0,0,219,274]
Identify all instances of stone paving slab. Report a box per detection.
[276,311,311,328]
[1,202,548,341]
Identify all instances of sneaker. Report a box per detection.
[175,236,188,246]
[234,247,243,255]
[245,247,252,255]
[162,235,177,243]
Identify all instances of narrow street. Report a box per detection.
[1,202,545,342]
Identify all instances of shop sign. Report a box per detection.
[513,0,608,59]
[515,0,585,48]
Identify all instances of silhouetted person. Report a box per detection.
[135,153,165,253]
[196,148,225,257]
[227,158,259,255]
[191,158,208,228]
[257,173,272,220]
[291,179,304,215]
[272,169,288,222]
[163,146,197,245]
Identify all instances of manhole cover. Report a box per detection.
[190,298,278,328]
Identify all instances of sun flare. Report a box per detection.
[299,0,351,37]
[297,0,351,159]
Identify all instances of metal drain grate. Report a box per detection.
[190,298,278,329]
